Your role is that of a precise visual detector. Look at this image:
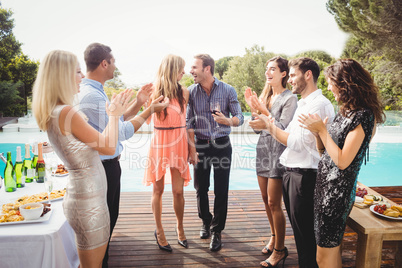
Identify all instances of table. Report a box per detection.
[0,178,79,268]
[347,183,402,268]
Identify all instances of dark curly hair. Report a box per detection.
[324,59,385,124]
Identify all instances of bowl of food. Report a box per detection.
[19,203,44,220]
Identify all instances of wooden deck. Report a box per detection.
[108,186,402,268]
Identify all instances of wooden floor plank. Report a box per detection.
[108,187,402,267]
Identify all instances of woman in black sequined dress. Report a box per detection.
[299,59,385,268]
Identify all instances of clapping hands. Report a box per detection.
[244,87,257,108]
[136,83,153,106]
[298,114,328,136]
[244,87,269,116]
[248,112,275,131]
[106,90,134,117]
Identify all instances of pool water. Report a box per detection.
[118,134,402,191]
[1,134,401,191]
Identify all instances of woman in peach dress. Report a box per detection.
[144,54,191,252]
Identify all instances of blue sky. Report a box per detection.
[2,0,349,86]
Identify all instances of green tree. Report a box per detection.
[180,74,194,88]
[0,81,23,116]
[342,36,402,109]
[7,54,39,110]
[104,68,129,100]
[0,3,39,116]
[215,56,233,79]
[222,45,276,111]
[0,5,21,73]
[294,50,334,65]
[327,0,402,109]
[327,0,402,63]
[105,68,125,90]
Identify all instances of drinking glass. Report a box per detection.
[210,102,221,129]
[44,177,54,202]
[44,163,55,202]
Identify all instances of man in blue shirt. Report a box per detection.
[186,54,244,252]
[78,43,168,267]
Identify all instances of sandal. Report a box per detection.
[261,234,275,255]
[260,247,288,268]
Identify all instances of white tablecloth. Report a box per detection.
[0,178,79,268]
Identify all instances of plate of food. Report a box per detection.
[1,189,66,214]
[0,204,53,225]
[369,204,402,220]
[52,164,68,177]
[39,189,67,203]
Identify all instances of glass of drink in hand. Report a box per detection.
[210,102,221,129]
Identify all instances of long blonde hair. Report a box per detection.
[32,50,78,131]
[151,54,185,120]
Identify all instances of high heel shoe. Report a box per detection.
[175,225,188,248]
[260,247,288,268]
[262,234,275,256]
[154,230,172,252]
[178,239,188,248]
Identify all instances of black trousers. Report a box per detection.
[194,136,232,233]
[101,156,121,268]
[282,169,318,268]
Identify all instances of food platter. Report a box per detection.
[369,205,402,221]
[53,164,68,176]
[40,196,64,203]
[51,173,68,177]
[0,209,53,226]
[1,189,66,213]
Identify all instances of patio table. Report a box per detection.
[0,177,79,268]
[347,183,402,267]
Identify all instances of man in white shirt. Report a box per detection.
[249,57,335,268]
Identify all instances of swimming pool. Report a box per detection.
[1,131,400,191]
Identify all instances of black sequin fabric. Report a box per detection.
[314,109,375,247]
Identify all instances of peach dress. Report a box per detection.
[144,99,191,186]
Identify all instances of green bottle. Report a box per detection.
[23,143,33,183]
[4,151,16,192]
[32,142,38,182]
[14,146,25,188]
[36,143,45,183]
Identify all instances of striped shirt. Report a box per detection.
[78,78,135,160]
[186,78,244,140]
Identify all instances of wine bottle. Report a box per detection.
[23,144,33,183]
[14,146,25,188]
[36,143,45,183]
[4,152,16,192]
[32,142,38,181]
